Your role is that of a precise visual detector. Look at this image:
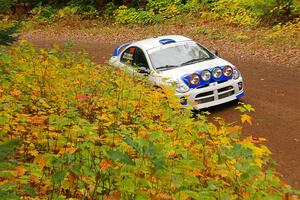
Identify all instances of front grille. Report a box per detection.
[198,96,214,103]
[219,91,234,99]
[217,80,228,84]
[195,91,213,98]
[218,86,233,93]
[194,83,236,105]
[197,84,209,89]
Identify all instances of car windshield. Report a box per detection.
[148,41,215,71]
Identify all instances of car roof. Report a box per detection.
[131,35,192,51]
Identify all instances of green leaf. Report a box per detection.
[22,185,35,197]
[107,150,134,166]
[0,139,21,161]
[0,182,17,190]
[0,190,19,200]
[135,194,148,200]
[0,23,20,46]
[124,135,139,152]
[153,159,165,169]
[51,171,67,184]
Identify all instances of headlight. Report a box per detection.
[212,67,222,79]
[201,70,211,81]
[233,69,240,79]
[189,73,200,85]
[176,82,190,93]
[223,66,233,77]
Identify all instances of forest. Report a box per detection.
[0,0,300,199]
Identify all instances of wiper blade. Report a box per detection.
[180,58,211,66]
[156,65,178,70]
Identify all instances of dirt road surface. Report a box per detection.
[26,38,300,189]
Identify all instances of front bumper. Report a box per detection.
[176,77,244,109]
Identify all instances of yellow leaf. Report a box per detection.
[104,121,114,127]
[255,158,263,168]
[214,116,223,121]
[29,149,39,157]
[168,150,176,156]
[241,114,252,125]
[42,102,51,108]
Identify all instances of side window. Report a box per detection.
[133,48,149,69]
[121,47,135,65]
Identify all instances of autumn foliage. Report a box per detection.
[0,41,296,199]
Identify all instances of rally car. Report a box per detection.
[109,35,244,109]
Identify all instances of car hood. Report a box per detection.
[157,57,233,81]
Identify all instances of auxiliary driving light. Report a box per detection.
[189,73,201,85]
[212,67,222,79]
[201,70,211,81]
[223,66,233,77]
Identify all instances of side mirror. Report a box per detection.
[138,67,150,75]
[212,50,219,56]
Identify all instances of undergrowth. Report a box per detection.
[0,41,298,199]
[1,1,299,49]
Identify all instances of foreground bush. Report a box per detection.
[0,42,295,199]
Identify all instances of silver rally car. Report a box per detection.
[109,35,244,109]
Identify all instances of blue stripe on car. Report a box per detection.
[113,42,132,56]
[236,92,244,99]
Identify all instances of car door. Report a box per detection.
[120,46,150,75]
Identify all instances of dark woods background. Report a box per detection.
[0,0,299,46]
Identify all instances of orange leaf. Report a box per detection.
[76,94,88,100]
[143,134,149,139]
[164,128,174,133]
[34,155,46,167]
[192,170,204,177]
[15,166,26,176]
[99,159,112,171]
[226,125,242,133]
[31,115,47,125]
[59,147,76,154]
[67,172,77,186]
[77,137,85,142]
[104,191,121,200]
[252,137,267,143]
[156,193,173,200]
[16,124,26,132]
[29,175,40,184]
